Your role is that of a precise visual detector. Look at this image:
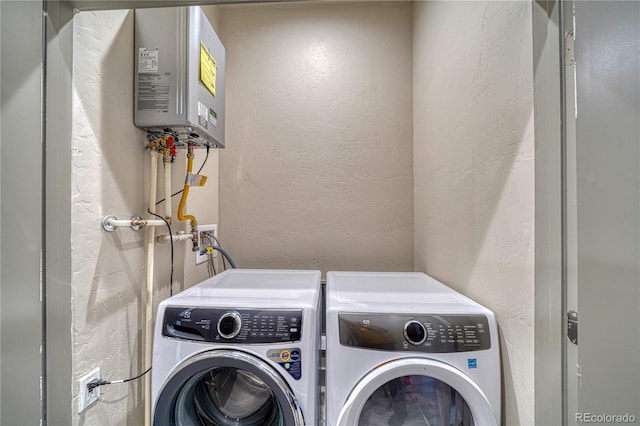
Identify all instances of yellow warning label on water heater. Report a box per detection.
[199,41,217,97]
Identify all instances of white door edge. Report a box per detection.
[337,357,497,426]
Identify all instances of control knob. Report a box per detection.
[217,311,242,339]
[403,320,427,345]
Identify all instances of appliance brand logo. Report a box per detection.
[280,350,291,362]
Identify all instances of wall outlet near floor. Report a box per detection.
[78,367,101,413]
[196,224,218,264]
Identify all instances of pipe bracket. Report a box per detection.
[101,215,118,232]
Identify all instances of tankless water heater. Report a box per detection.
[134,7,225,148]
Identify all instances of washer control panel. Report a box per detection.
[163,307,303,343]
[338,312,490,353]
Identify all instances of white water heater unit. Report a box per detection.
[134,6,225,148]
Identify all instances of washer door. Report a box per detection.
[154,350,305,426]
[337,358,497,426]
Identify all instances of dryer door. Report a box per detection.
[337,358,497,426]
[154,349,305,426]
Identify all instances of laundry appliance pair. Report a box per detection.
[152,270,500,426]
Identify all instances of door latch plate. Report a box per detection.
[567,310,578,345]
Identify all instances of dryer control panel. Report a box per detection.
[163,307,303,343]
[338,313,491,353]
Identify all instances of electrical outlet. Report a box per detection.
[78,368,101,413]
[196,224,218,265]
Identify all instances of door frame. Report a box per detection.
[37,1,569,424]
[532,0,565,425]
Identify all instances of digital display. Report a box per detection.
[163,307,303,344]
[338,313,491,353]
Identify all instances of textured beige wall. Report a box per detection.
[412,1,535,425]
[71,8,220,424]
[218,2,414,274]
[72,11,146,425]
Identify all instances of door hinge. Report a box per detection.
[565,29,575,66]
[577,363,583,387]
[567,310,578,345]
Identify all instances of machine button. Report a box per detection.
[217,311,242,339]
[404,320,427,346]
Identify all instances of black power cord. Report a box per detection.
[147,209,175,296]
[87,367,152,392]
[87,146,213,398]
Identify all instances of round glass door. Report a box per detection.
[154,350,304,426]
[358,375,474,426]
[175,367,283,425]
[337,358,496,426]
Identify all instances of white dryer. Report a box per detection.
[152,269,321,425]
[326,272,501,426]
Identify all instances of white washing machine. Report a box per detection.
[326,272,501,426]
[152,269,321,425]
